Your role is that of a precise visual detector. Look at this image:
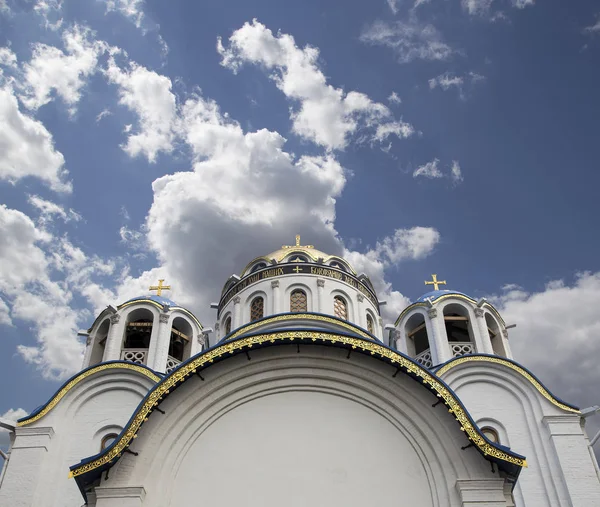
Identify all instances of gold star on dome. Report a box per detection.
[282,234,314,250]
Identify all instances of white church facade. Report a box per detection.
[1,237,599,506]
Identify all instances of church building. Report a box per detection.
[1,237,599,506]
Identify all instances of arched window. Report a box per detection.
[366,313,374,334]
[333,296,347,320]
[123,308,154,365]
[250,262,267,273]
[443,304,475,357]
[485,313,507,357]
[290,289,307,312]
[288,255,308,263]
[100,433,118,451]
[89,318,110,366]
[330,261,347,272]
[481,427,500,443]
[250,297,264,322]
[224,316,232,335]
[405,313,431,368]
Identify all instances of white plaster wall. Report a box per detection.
[0,370,155,507]
[93,346,503,507]
[442,363,600,507]
[218,274,381,341]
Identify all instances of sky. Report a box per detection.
[1,0,600,453]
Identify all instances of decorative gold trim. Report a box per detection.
[240,252,358,277]
[395,294,505,327]
[436,356,580,414]
[18,364,161,427]
[117,299,202,329]
[227,313,373,341]
[69,332,526,479]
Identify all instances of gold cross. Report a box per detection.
[282,234,314,250]
[293,266,303,273]
[149,279,171,296]
[425,274,446,291]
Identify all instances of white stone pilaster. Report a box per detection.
[103,313,124,361]
[317,279,325,313]
[501,329,513,359]
[427,308,451,364]
[474,308,494,354]
[150,312,172,373]
[356,293,364,328]
[0,427,54,507]
[271,280,280,314]
[233,296,242,329]
[543,415,600,506]
[456,479,507,506]
[94,486,146,507]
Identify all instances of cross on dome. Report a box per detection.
[149,279,171,296]
[282,234,314,250]
[425,274,447,291]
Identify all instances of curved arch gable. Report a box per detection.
[69,331,527,492]
[17,362,161,427]
[117,299,203,329]
[434,354,579,413]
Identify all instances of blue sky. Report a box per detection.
[1,0,600,447]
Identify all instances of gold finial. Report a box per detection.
[282,234,314,250]
[149,279,171,296]
[425,274,446,291]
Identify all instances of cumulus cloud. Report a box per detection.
[492,272,600,446]
[388,91,402,105]
[0,205,117,379]
[413,158,463,183]
[0,83,71,192]
[34,0,63,31]
[584,15,600,34]
[218,20,414,150]
[27,194,82,224]
[19,25,109,113]
[105,56,177,161]
[0,297,12,326]
[0,47,17,68]
[103,0,145,29]
[360,18,455,64]
[0,408,28,449]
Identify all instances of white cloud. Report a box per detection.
[0,297,12,326]
[103,0,145,29]
[360,18,455,64]
[344,227,440,322]
[105,56,177,161]
[428,71,485,99]
[20,25,109,113]
[218,20,413,150]
[387,0,400,14]
[0,83,71,192]
[413,158,443,179]
[492,272,600,446]
[34,0,63,31]
[95,108,112,122]
[584,16,600,34]
[450,160,463,183]
[0,47,17,68]
[0,205,118,380]
[388,91,402,105]
[0,408,27,449]
[462,0,534,16]
[27,195,82,224]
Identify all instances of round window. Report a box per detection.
[481,427,499,443]
[101,433,118,451]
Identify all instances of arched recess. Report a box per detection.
[78,347,514,507]
[247,291,267,323]
[442,303,476,358]
[285,283,313,313]
[221,313,232,337]
[169,317,193,372]
[89,318,110,366]
[122,307,156,365]
[330,289,354,322]
[405,312,432,368]
[365,310,377,336]
[485,313,507,357]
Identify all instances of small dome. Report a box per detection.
[121,295,179,308]
[415,290,472,303]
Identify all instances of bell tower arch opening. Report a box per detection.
[89,318,109,366]
[442,303,475,357]
[122,307,155,365]
[405,312,432,368]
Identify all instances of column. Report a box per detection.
[317,279,325,313]
[271,280,280,314]
[103,313,124,361]
[544,415,600,506]
[456,479,507,506]
[233,296,242,329]
[391,329,404,352]
[356,293,365,328]
[150,313,172,373]
[0,427,54,507]
[427,308,451,364]
[501,329,514,359]
[474,308,494,354]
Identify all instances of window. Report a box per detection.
[366,314,374,334]
[101,433,118,451]
[330,262,346,272]
[288,255,308,263]
[290,289,308,313]
[224,316,232,335]
[251,262,267,273]
[333,296,347,320]
[250,297,264,321]
[481,427,499,443]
